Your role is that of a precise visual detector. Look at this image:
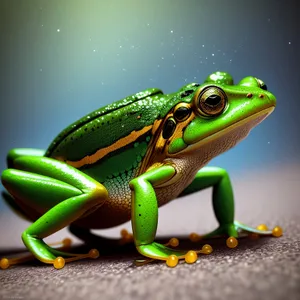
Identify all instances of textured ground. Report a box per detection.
[0,164,299,300]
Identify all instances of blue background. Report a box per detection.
[0,0,299,216]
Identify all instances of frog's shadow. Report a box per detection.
[0,233,273,268]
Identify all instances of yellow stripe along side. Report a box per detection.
[55,125,153,169]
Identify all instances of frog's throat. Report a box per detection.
[179,106,275,155]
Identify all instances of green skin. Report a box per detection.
[1,71,276,264]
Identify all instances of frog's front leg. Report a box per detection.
[129,165,210,267]
[1,156,108,269]
[180,166,282,245]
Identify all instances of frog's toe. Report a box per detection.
[49,248,100,269]
[136,241,213,267]
[272,226,283,237]
[134,238,180,266]
[49,237,73,249]
[165,237,180,248]
[119,229,134,245]
[165,244,213,267]
[234,221,283,238]
[0,238,99,270]
[41,241,100,269]
[0,252,40,269]
[189,221,283,248]
[29,247,100,270]
[226,236,239,248]
[0,258,10,269]
[189,232,203,242]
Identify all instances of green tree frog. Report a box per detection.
[0,71,282,269]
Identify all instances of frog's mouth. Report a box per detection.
[181,106,275,155]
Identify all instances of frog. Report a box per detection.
[0,71,282,269]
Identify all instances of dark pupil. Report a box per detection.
[261,84,268,91]
[180,89,194,98]
[205,95,221,106]
[174,107,190,121]
[162,119,176,139]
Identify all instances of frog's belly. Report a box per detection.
[74,156,204,229]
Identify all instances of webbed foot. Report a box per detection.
[234,221,283,238]
[0,237,99,270]
[135,238,213,267]
[189,221,283,249]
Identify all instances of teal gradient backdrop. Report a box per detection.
[0,0,299,208]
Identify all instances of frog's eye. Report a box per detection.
[260,84,267,90]
[256,79,268,91]
[196,87,227,117]
[173,104,191,122]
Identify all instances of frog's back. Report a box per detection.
[45,88,163,159]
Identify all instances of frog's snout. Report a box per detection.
[253,90,276,109]
[267,92,276,107]
[261,91,276,109]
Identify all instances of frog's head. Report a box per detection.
[158,72,276,160]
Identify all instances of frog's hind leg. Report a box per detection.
[6,148,45,168]
[1,156,108,269]
[179,167,282,246]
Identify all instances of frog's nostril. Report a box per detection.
[259,94,264,98]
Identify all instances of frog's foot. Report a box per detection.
[0,237,73,269]
[49,237,73,248]
[45,248,100,269]
[0,237,99,270]
[189,221,283,249]
[135,239,213,267]
[234,221,283,239]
